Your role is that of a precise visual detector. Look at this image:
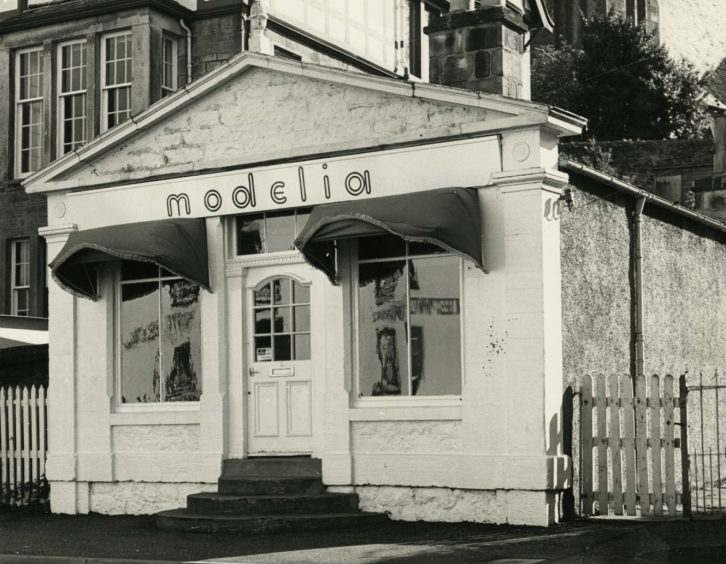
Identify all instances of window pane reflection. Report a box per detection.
[121,282,160,403]
[357,241,462,398]
[161,280,201,402]
[409,256,461,396]
[358,261,408,396]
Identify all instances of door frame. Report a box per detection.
[241,260,324,457]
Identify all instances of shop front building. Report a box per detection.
[25,49,582,526]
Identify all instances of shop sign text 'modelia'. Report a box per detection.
[166,166,374,218]
[63,137,501,229]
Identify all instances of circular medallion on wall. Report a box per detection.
[54,202,67,219]
[512,141,531,163]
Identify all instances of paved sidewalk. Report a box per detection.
[1,512,725,564]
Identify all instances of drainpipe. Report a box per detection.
[241,13,248,52]
[633,196,646,384]
[179,19,192,84]
[241,0,249,51]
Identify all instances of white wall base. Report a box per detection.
[50,481,216,515]
[328,485,561,527]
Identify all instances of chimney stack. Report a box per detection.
[425,0,529,99]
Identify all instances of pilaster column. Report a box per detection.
[39,223,87,513]
[495,167,569,524]
[197,218,227,481]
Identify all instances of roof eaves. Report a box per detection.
[560,158,726,235]
[0,0,194,32]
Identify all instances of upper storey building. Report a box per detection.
[0,0,446,320]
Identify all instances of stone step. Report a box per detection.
[222,457,322,478]
[186,491,359,515]
[156,509,389,534]
[218,476,325,496]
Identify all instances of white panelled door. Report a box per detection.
[246,268,314,454]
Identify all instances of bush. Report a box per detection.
[0,476,50,513]
[532,13,708,140]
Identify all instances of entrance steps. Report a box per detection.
[156,457,387,534]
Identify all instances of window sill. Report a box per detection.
[350,397,462,421]
[110,404,200,426]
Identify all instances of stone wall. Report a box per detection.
[0,180,47,317]
[89,482,216,515]
[561,171,726,386]
[62,67,496,186]
[190,14,242,78]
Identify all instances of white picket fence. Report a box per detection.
[0,385,47,506]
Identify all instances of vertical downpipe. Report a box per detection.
[179,19,192,84]
[633,197,646,385]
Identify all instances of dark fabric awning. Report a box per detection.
[294,187,483,284]
[50,218,210,300]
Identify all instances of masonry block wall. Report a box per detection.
[561,174,726,388]
[190,13,242,79]
[0,181,46,317]
[426,6,525,98]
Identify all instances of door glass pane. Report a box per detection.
[272,277,290,304]
[409,256,461,396]
[161,280,201,401]
[294,334,310,360]
[273,307,291,333]
[120,282,160,403]
[292,280,309,304]
[255,309,271,333]
[357,261,408,396]
[254,282,271,305]
[293,305,310,332]
[273,334,292,361]
[255,335,272,361]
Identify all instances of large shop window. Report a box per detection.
[119,262,201,404]
[15,47,44,176]
[356,235,462,397]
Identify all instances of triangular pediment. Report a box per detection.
[25,52,578,193]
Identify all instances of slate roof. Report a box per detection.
[0,0,193,32]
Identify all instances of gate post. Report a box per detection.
[679,374,691,518]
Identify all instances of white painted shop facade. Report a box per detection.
[26,52,582,526]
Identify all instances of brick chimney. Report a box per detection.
[425,0,529,99]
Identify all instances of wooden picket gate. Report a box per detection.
[0,385,48,507]
[580,374,683,517]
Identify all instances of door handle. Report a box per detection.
[248,368,260,377]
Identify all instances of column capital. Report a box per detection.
[492,167,569,195]
[39,223,77,241]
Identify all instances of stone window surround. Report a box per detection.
[14,45,44,178]
[100,30,133,133]
[160,33,177,98]
[57,38,88,156]
[10,237,31,316]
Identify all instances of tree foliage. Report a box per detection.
[532,13,708,140]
